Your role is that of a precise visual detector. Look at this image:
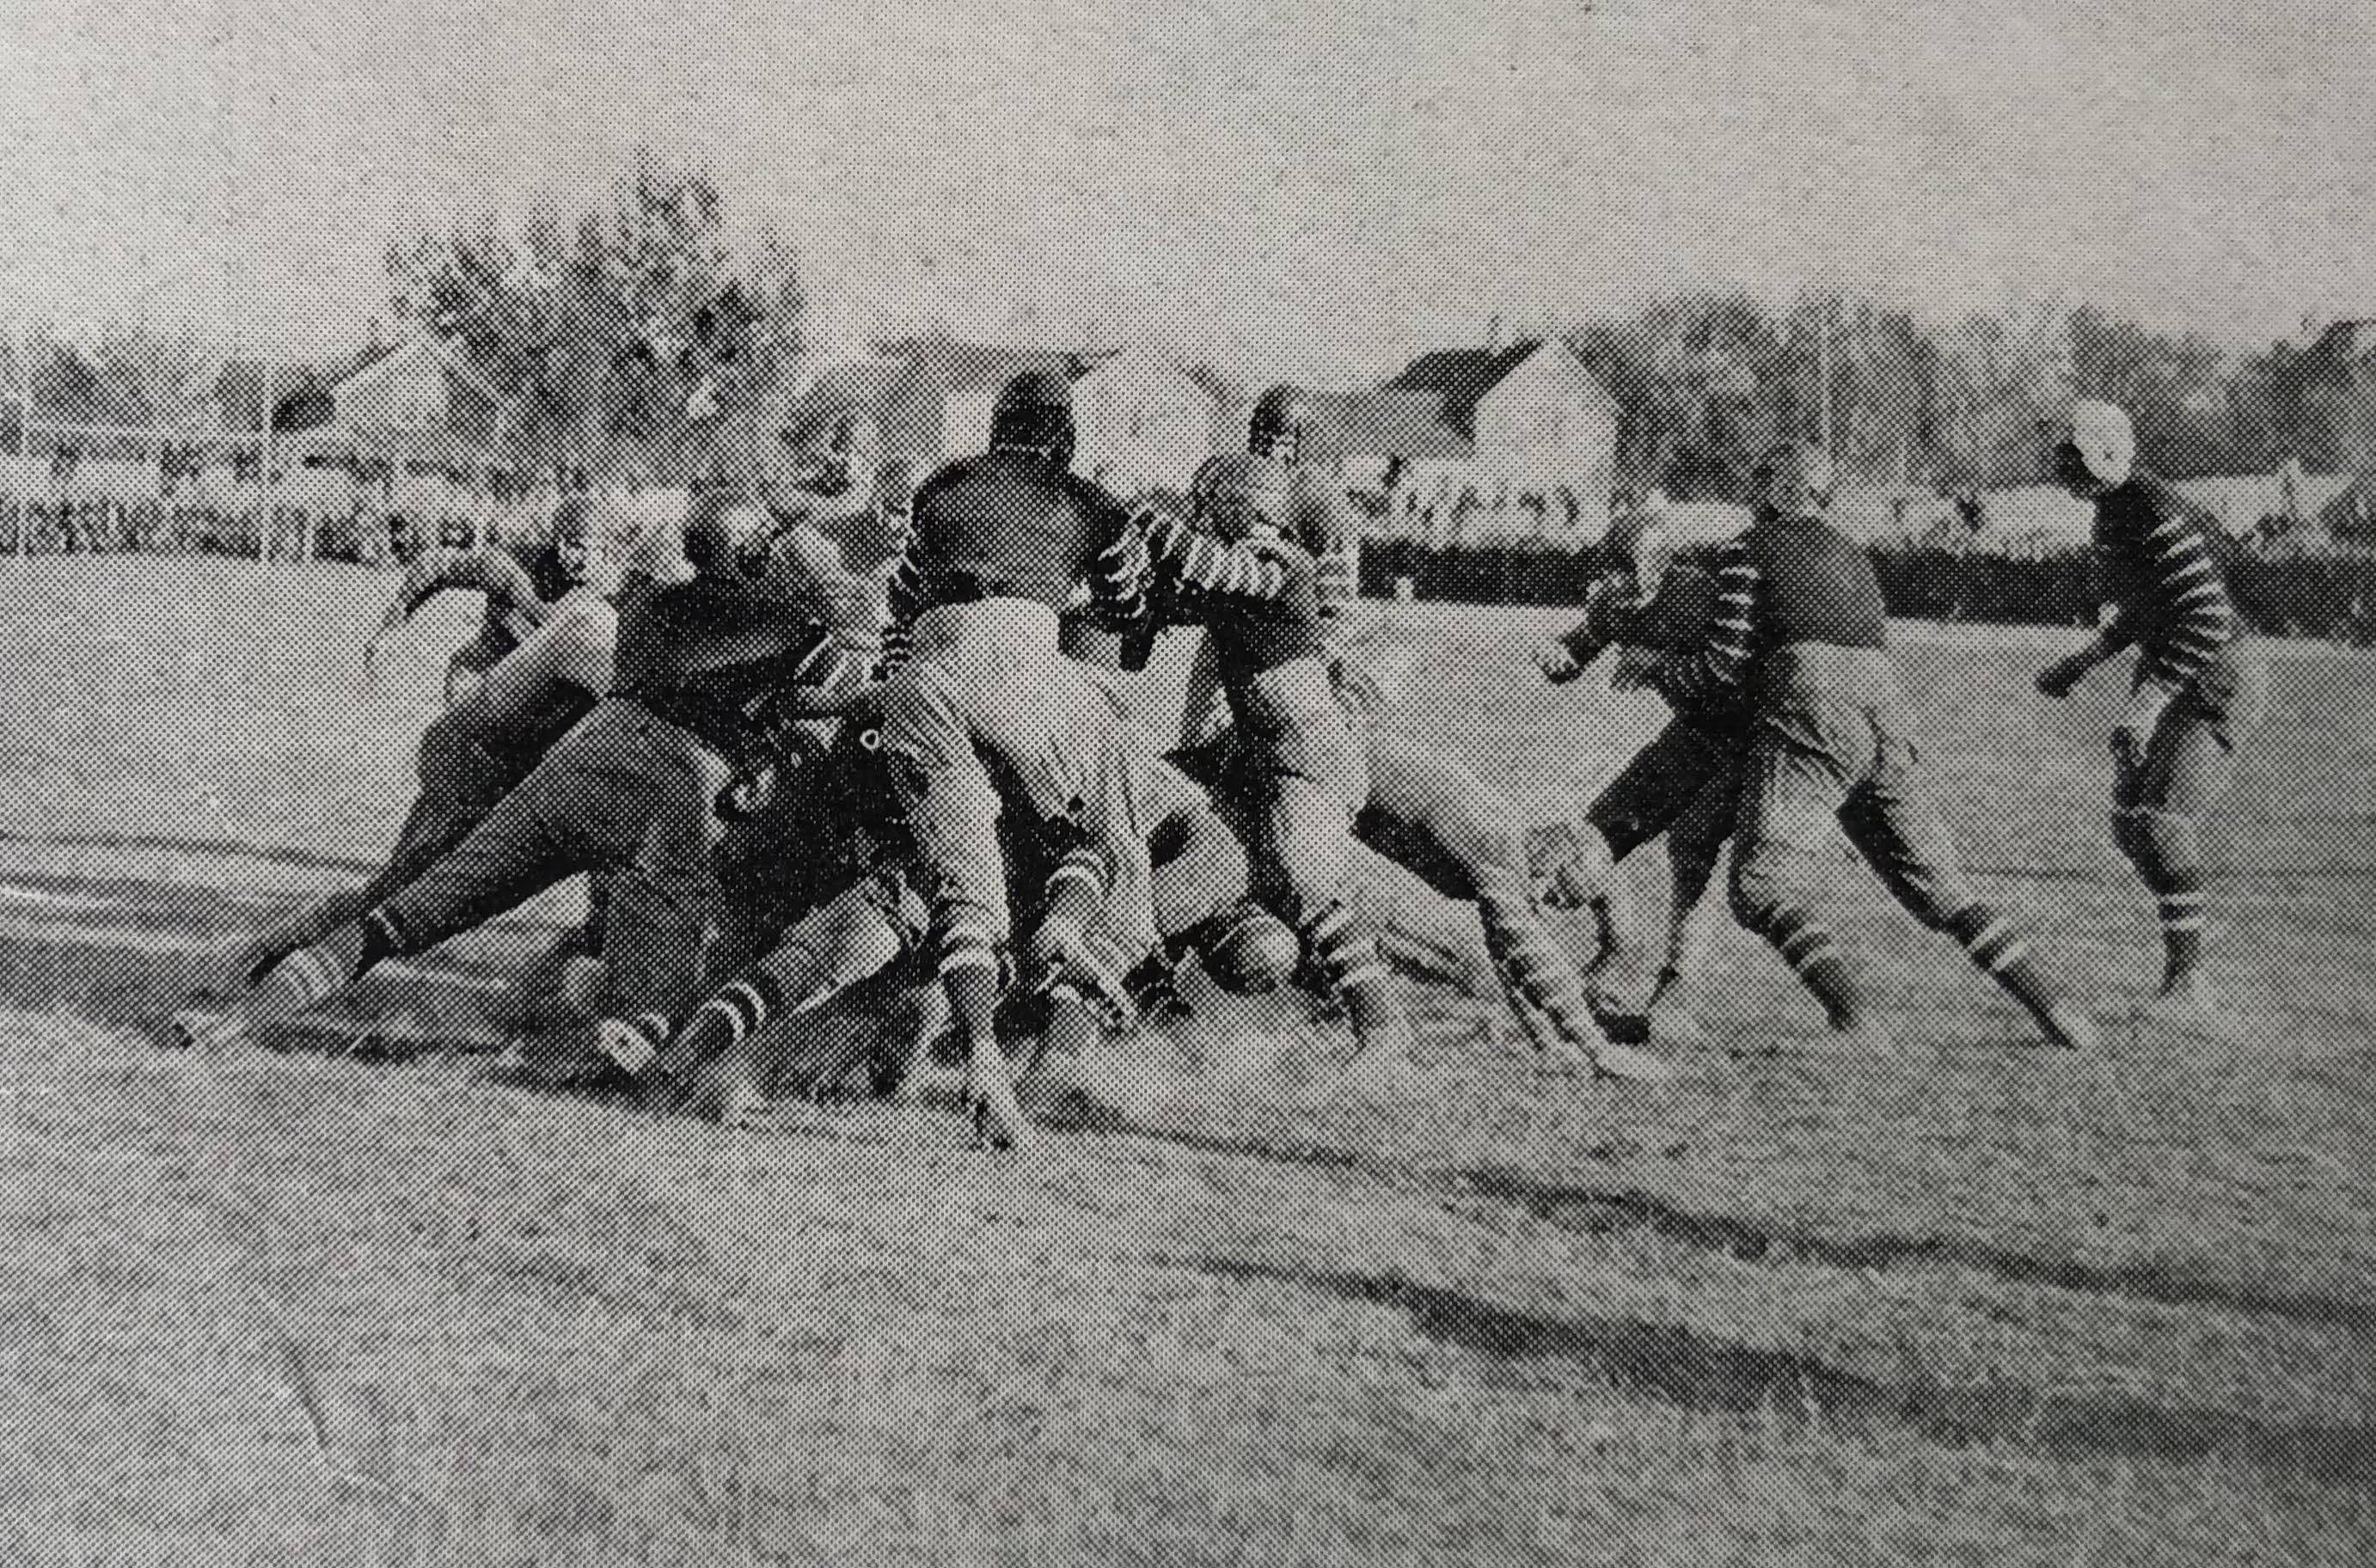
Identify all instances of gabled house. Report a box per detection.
[1317,336,1623,541]
[778,337,1224,499]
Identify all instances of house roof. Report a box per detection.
[870,336,1116,395]
[1308,388,1473,461]
[326,334,505,410]
[1384,339,1551,438]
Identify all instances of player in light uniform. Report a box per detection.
[875,371,1157,1149]
[1530,509,1745,1049]
[2035,401,2269,1037]
[1102,452,1417,1084]
[1656,441,2099,1053]
[1172,386,1360,750]
[175,497,865,1069]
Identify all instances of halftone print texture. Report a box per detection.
[0,2,2370,1564]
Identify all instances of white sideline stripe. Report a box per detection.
[0,911,511,995]
[0,881,288,914]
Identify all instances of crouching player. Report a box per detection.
[173,497,861,1068]
[1655,441,2099,1054]
[652,738,1287,1124]
[2036,401,2269,1038]
[1529,508,1744,1049]
[369,493,607,704]
[1103,451,1418,1089]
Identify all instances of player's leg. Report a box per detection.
[586,716,741,1078]
[1728,731,1875,1041]
[2127,651,2269,1033]
[177,763,585,1051]
[878,658,1032,1147]
[1253,763,1416,1073]
[1840,728,2097,1050]
[1174,628,1230,751]
[650,871,924,1118]
[1644,761,1737,1050]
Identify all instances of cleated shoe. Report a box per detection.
[2036,999,2101,1053]
[167,1008,250,1053]
[2133,972,2243,1044]
[1592,1038,1680,1087]
[964,1043,1034,1152]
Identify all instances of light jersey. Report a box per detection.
[434,594,619,769]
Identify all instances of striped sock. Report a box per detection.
[599,1014,671,1077]
[1949,905,2056,1017]
[2156,885,2205,986]
[1761,909,1864,1029]
[1473,866,1606,1048]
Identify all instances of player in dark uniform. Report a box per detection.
[1657,441,2099,1053]
[370,494,601,704]
[875,371,1155,1149]
[174,496,867,1069]
[1530,508,1745,1050]
[1102,451,1417,1083]
[1173,386,1360,750]
[2035,400,2269,1038]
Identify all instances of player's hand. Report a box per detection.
[2036,652,2091,701]
[1537,856,1597,912]
[1534,639,1583,684]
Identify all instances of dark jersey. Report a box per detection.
[1656,516,1886,710]
[613,576,867,758]
[2090,474,2238,689]
[880,451,1134,664]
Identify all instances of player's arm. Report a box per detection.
[1640,540,1757,708]
[1143,514,1292,602]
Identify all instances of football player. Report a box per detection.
[1653,441,2100,1054]
[1102,451,1418,1086]
[1170,385,1360,750]
[874,370,1158,1149]
[2036,401,2268,1038]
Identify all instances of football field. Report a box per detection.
[0,558,2367,1566]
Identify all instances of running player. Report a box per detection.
[1658,441,2099,1053]
[2036,400,2268,1038]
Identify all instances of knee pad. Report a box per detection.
[2130,809,2203,888]
[1200,901,1301,995]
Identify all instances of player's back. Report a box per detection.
[904,451,1130,613]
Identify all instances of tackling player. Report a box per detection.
[370,493,603,703]
[1656,441,2100,1054]
[1103,451,1417,1085]
[1530,507,1744,1049]
[2036,400,2269,1038]
[175,496,865,1069]
[1171,386,1360,750]
[874,370,1158,1150]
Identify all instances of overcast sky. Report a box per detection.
[2,0,2369,383]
